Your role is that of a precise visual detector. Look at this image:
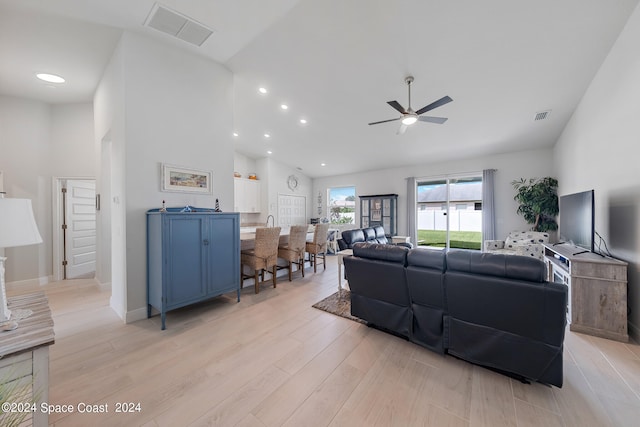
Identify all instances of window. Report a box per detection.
[416,176,483,250]
[328,186,355,224]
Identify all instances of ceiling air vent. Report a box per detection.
[534,110,551,121]
[144,3,214,47]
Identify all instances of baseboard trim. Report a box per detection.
[628,321,639,343]
[109,296,125,321]
[125,307,148,324]
[6,275,52,289]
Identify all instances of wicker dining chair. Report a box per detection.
[306,222,330,273]
[277,225,308,281]
[241,226,282,294]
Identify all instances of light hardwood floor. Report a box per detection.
[8,256,640,426]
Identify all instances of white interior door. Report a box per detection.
[65,179,96,279]
[277,194,306,227]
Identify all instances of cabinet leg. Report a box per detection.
[161,312,166,330]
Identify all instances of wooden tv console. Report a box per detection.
[543,243,628,342]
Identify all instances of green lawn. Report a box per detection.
[417,230,482,250]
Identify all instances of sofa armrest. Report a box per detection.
[394,242,414,249]
[484,240,505,251]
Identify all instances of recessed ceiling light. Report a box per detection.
[267,150,272,154]
[36,73,65,83]
[321,163,326,166]
[264,133,271,138]
[258,87,267,94]
[232,132,238,137]
[299,119,307,124]
[280,104,288,110]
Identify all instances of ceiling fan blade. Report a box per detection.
[418,116,448,124]
[387,100,406,113]
[415,96,453,115]
[397,124,408,135]
[368,117,401,125]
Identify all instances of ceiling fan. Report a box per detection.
[368,76,452,134]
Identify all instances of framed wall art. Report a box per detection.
[161,164,212,194]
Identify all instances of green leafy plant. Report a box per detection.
[329,206,354,224]
[511,177,559,232]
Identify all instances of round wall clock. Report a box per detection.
[287,174,299,191]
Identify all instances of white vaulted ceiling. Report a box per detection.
[1,0,638,177]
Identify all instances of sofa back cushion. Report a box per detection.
[341,229,365,248]
[406,249,447,309]
[362,227,376,242]
[405,248,447,352]
[345,243,410,308]
[444,250,566,346]
[407,248,446,270]
[352,242,408,264]
[407,248,446,310]
[446,250,545,282]
[373,226,389,244]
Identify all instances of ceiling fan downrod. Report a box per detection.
[405,76,414,111]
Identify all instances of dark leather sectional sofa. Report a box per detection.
[338,225,412,250]
[343,242,568,387]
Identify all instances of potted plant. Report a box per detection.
[511,177,559,232]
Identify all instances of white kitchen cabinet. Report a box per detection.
[234,178,261,213]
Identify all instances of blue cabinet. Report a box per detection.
[147,208,240,329]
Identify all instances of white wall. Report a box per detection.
[234,152,261,224]
[313,147,555,240]
[554,2,640,338]
[50,104,95,177]
[105,32,235,322]
[94,36,126,317]
[256,157,312,225]
[0,96,95,284]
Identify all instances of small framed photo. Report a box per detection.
[162,164,212,194]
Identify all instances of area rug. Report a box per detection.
[312,290,365,324]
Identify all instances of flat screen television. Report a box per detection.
[559,189,594,253]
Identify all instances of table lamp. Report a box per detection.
[0,194,43,323]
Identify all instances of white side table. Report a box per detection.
[336,249,353,294]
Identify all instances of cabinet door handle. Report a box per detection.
[203,239,209,245]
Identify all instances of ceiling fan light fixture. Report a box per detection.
[401,115,418,126]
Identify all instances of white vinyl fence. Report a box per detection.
[418,210,482,232]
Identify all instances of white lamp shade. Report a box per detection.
[0,198,43,248]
